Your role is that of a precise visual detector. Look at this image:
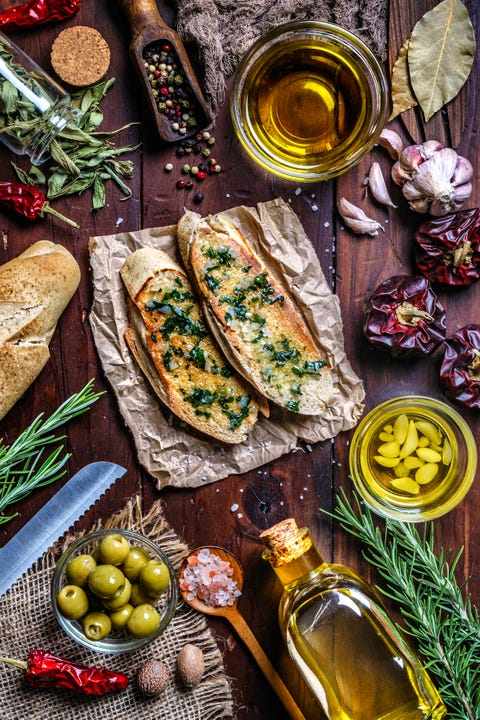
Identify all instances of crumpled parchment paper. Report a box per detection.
[89,198,364,489]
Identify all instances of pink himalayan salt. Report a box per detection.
[180,548,241,607]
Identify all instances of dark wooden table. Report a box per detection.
[1,2,479,719]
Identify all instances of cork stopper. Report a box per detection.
[259,518,312,567]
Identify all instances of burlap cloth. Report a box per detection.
[0,497,233,720]
[173,0,389,112]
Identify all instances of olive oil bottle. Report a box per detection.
[260,519,446,720]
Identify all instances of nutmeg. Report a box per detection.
[176,644,205,687]
[136,658,170,697]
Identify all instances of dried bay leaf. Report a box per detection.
[408,0,475,122]
[389,38,417,121]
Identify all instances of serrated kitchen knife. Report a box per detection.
[0,461,127,595]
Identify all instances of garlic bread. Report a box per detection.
[120,247,260,444]
[177,211,333,414]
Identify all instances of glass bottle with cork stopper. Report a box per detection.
[259,518,446,720]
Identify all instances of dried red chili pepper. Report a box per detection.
[0,182,79,227]
[0,0,81,30]
[0,650,129,695]
[415,208,480,286]
[440,324,480,409]
[363,274,446,357]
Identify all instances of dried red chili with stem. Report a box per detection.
[362,274,446,358]
[0,650,129,695]
[0,182,79,227]
[415,208,480,286]
[440,324,480,409]
[0,0,81,30]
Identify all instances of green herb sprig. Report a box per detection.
[0,380,103,525]
[329,488,480,720]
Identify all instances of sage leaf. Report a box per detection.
[92,174,106,210]
[389,38,417,121]
[408,0,476,122]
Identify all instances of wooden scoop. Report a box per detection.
[179,546,306,720]
[115,0,210,143]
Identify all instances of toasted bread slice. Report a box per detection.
[177,211,333,415]
[120,247,260,444]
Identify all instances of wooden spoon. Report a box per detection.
[179,546,306,720]
[115,0,210,143]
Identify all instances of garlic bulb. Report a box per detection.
[391,141,473,217]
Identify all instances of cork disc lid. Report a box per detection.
[51,26,111,87]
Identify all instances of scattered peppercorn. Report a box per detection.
[164,163,174,173]
[194,192,204,204]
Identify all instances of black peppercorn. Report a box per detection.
[193,192,204,204]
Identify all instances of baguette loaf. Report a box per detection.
[177,211,333,415]
[0,240,81,420]
[120,247,261,444]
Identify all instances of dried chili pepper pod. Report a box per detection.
[363,274,446,357]
[0,182,79,228]
[0,0,81,30]
[0,650,129,695]
[440,325,480,409]
[415,208,480,286]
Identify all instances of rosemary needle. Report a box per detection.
[0,380,103,525]
[329,488,480,720]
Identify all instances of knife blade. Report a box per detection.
[0,461,127,595]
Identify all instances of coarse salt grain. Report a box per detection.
[180,548,241,607]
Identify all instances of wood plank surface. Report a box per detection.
[0,2,479,719]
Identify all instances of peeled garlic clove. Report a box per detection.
[377,128,403,160]
[337,197,384,236]
[368,162,397,208]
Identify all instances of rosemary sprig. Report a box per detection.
[0,380,103,525]
[329,488,480,720]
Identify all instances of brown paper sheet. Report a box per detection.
[89,198,365,489]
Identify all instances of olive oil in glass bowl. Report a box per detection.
[230,22,388,182]
[349,396,477,522]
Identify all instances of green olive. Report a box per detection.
[83,611,112,641]
[102,577,132,610]
[66,554,97,587]
[88,564,125,599]
[126,603,160,637]
[98,533,131,566]
[56,584,89,620]
[122,547,149,581]
[109,603,134,630]
[130,583,159,607]
[139,559,170,595]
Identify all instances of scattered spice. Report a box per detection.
[0,0,81,30]
[0,650,128,695]
[180,548,241,607]
[50,26,111,87]
[0,181,79,227]
[143,42,201,138]
[136,659,170,697]
[176,644,205,687]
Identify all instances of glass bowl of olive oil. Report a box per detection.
[230,21,388,182]
[349,396,477,522]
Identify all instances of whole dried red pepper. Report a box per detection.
[362,274,446,357]
[0,650,129,695]
[415,208,480,286]
[0,0,81,30]
[0,181,79,227]
[440,324,480,409]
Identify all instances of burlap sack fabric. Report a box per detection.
[0,497,233,720]
[173,0,389,112]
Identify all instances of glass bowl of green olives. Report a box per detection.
[52,529,178,653]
